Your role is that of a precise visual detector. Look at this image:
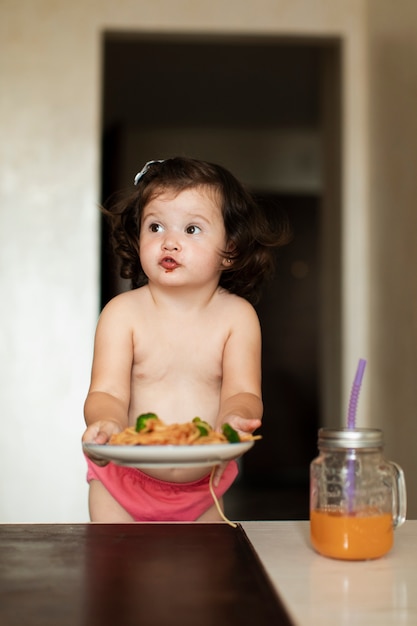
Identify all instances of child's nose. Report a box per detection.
[162,233,180,251]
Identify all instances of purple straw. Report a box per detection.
[347,358,367,429]
[346,358,367,513]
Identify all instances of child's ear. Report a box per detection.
[221,256,233,268]
[221,242,236,268]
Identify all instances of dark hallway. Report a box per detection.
[100,33,341,520]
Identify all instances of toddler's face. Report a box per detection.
[139,187,230,289]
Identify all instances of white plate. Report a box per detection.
[83,441,254,468]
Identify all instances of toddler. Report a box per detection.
[82,157,287,522]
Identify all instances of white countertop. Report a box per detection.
[242,520,417,626]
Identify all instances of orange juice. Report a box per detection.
[310,509,393,560]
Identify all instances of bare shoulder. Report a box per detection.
[216,290,260,327]
[98,287,148,324]
[102,286,148,310]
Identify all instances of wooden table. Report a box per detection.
[1,520,416,626]
[0,522,292,626]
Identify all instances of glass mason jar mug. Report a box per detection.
[310,428,407,560]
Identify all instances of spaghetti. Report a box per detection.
[109,415,260,447]
[209,466,238,528]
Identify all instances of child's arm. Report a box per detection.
[216,392,262,436]
[82,297,133,462]
[216,299,263,436]
[212,300,263,486]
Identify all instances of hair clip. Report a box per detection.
[134,160,165,185]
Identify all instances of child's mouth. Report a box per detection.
[160,257,179,271]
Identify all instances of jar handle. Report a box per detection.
[390,461,407,528]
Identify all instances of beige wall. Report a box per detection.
[367,0,417,514]
[2,0,414,521]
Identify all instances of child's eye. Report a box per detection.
[186,225,201,235]
[149,223,163,233]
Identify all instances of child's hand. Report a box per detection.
[220,415,262,440]
[212,414,261,486]
[82,420,122,466]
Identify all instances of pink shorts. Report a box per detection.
[86,457,238,522]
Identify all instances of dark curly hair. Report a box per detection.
[102,157,289,304]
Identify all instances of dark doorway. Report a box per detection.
[100,33,341,520]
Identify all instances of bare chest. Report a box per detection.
[131,317,227,385]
